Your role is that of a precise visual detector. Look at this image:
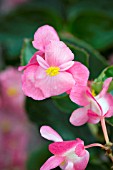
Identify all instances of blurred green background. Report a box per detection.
[0,0,113,169]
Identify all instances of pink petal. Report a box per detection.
[59,61,74,71]
[32,25,59,51]
[70,85,89,106]
[49,139,82,155]
[70,107,89,126]
[35,69,75,98]
[68,61,89,86]
[40,126,63,142]
[22,65,45,100]
[37,55,49,69]
[40,155,64,170]
[75,143,86,157]
[18,51,44,71]
[74,150,89,170]
[98,78,112,98]
[87,110,100,124]
[105,106,113,118]
[45,41,74,66]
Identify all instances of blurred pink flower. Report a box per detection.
[1,0,27,13]
[19,25,89,100]
[0,111,29,170]
[40,126,89,170]
[70,78,113,126]
[0,67,26,120]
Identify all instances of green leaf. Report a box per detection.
[92,65,113,94]
[61,33,108,78]
[68,0,113,50]
[52,94,79,114]
[21,39,37,66]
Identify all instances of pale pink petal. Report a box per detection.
[37,55,49,69]
[104,94,113,117]
[65,161,74,170]
[96,96,109,116]
[70,85,89,106]
[59,61,74,71]
[40,155,64,170]
[32,25,59,51]
[74,150,89,170]
[40,126,63,142]
[98,78,112,98]
[49,140,79,155]
[18,51,44,71]
[68,61,89,86]
[87,110,100,124]
[45,41,74,66]
[35,70,75,98]
[70,107,89,126]
[22,65,45,100]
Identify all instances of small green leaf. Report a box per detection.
[21,39,37,66]
[92,65,113,94]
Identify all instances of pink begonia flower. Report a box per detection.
[0,111,29,170]
[0,67,26,120]
[70,78,113,126]
[40,126,89,170]
[19,25,89,100]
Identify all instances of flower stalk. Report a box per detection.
[100,117,110,145]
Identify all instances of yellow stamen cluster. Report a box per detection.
[91,89,96,97]
[7,87,18,96]
[46,67,60,76]
[0,121,11,133]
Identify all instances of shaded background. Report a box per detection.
[0,0,113,169]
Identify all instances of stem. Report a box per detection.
[100,117,110,144]
[85,143,105,149]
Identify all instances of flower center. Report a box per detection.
[7,87,18,96]
[46,67,60,76]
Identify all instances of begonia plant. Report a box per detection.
[19,25,113,170]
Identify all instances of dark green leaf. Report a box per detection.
[68,0,113,50]
[26,144,51,170]
[25,97,95,143]
[61,33,108,78]
[52,94,79,114]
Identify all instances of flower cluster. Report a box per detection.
[19,25,113,170]
[0,67,29,170]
